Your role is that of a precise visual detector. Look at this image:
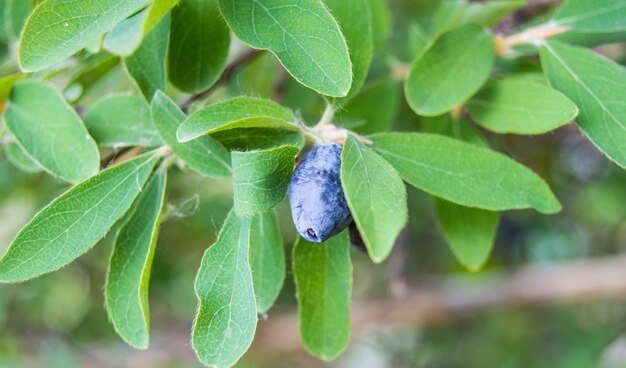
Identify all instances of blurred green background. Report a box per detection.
[1,0,626,367]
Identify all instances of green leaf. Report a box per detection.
[434,198,499,271]
[467,79,578,135]
[177,97,297,143]
[169,0,230,93]
[219,0,352,97]
[250,209,285,313]
[430,0,526,35]
[370,132,561,214]
[103,0,178,56]
[18,0,150,72]
[335,78,399,135]
[340,135,407,263]
[0,152,160,283]
[5,142,41,173]
[405,24,494,116]
[105,169,166,349]
[192,211,257,368]
[124,12,170,100]
[293,231,352,360]
[421,114,488,147]
[151,91,231,177]
[540,41,626,168]
[367,0,392,51]
[212,128,305,151]
[325,0,373,103]
[548,0,626,45]
[84,94,162,147]
[232,145,299,216]
[0,0,30,41]
[4,81,100,183]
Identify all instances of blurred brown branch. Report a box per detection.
[253,255,626,355]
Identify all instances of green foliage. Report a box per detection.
[467,79,579,135]
[371,133,561,214]
[232,145,299,216]
[169,0,229,93]
[341,135,407,262]
[249,209,285,313]
[0,152,160,282]
[4,81,99,183]
[540,41,626,168]
[219,0,352,97]
[83,94,161,147]
[405,24,494,116]
[293,231,352,360]
[0,0,625,366]
[192,211,257,368]
[18,0,149,71]
[105,169,166,349]
[151,92,231,177]
[177,97,297,142]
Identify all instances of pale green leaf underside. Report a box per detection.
[340,135,407,263]
[467,79,578,135]
[430,0,525,35]
[177,96,297,143]
[232,145,299,216]
[84,94,162,147]
[293,231,352,361]
[151,91,231,177]
[551,0,626,33]
[540,41,626,168]
[106,169,166,349]
[5,142,41,173]
[124,12,170,100]
[192,211,257,368]
[169,0,230,93]
[405,24,494,116]
[219,0,352,97]
[434,198,499,272]
[0,152,160,283]
[4,81,99,183]
[19,0,149,72]
[370,132,561,214]
[250,209,285,313]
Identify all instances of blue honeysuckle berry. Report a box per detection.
[288,143,352,243]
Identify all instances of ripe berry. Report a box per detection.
[288,143,352,243]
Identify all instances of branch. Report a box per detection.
[179,49,262,112]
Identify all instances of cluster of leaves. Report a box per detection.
[0,0,624,366]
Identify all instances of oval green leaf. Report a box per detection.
[293,231,352,361]
[0,152,160,283]
[250,209,285,313]
[232,145,299,216]
[169,0,230,93]
[192,211,257,368]
[4,81,99,183]
[177,97,297,143]
[467,79,579,135]
[219,0,352,97]
[84,94,162,147]
[434,198,499,272]
[405,24,494,116]
[124,12,170,100]
[18,0,149,72]
[151,91,231,177]
[105,169,166,349]
[540,41,626,168]
[340,135,407,263]
[370,132,561,214]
